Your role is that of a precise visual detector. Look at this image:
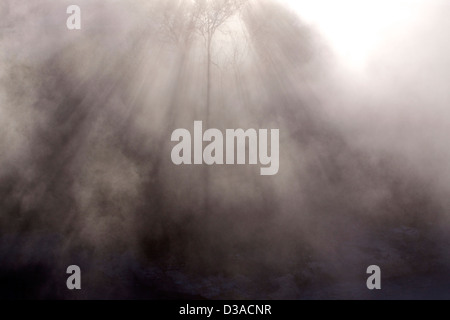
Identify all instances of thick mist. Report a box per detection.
[0,0,449,299]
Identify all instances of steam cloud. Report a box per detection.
[0,0,449,299]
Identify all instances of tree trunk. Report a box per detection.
[206,36,212,125]
[204,35,213,214]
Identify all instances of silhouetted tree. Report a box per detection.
[193,0,247,122]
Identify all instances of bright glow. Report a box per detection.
[283,0,426,71]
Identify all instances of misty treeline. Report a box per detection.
[0,0,448,298]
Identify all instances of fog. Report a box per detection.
[0,0,449,299]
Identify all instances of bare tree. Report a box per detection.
[189,0,248,214]
[194,0,247,123]
[146,0,248,215]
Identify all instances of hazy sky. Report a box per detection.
[284,0,438,71]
